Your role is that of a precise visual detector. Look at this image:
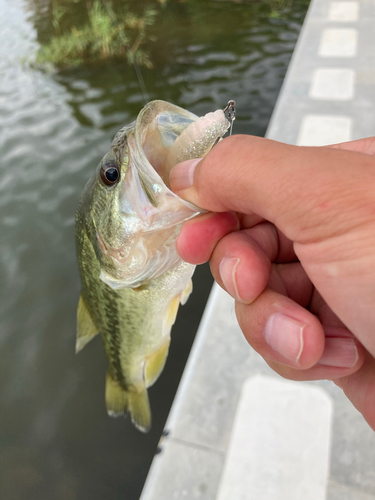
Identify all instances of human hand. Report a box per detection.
[170,135,375,430]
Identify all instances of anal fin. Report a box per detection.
[145,338,170,388]
[76,294,99,353]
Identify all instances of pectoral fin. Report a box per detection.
[165,295,181,330]
[181,279,193,305]
[163,280,193,333]
[76,295,99,353]
[105,371,151,433]
[145,338,170,388]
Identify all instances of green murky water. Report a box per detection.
[0,1,308,498]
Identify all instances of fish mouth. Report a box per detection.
[101,101,232,290]
[120,100,232,226]
[133,100,231,190]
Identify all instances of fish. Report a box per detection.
[75,100,234,432]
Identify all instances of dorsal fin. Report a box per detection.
[76,294,99,353]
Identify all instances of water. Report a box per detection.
[0,1,308,498]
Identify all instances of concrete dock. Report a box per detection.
[141,0,375,498]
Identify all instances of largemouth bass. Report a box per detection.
[75,100,233,432]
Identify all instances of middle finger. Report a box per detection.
[210,222,297,303]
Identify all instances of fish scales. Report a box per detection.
[75,100,232,431]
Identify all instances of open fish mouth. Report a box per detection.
[100,100,235,290]
[134,100,234,189]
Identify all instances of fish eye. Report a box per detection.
[100,162,120,186]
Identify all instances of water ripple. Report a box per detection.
[0,0,308,499]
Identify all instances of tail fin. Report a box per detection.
[105,371,151,433]
[128,387,151,433]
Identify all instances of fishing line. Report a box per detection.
[132,60,149,105]
[103,1,149,104]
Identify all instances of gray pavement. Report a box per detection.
[140,1,375,498]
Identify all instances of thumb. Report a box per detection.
[170,134,375,244]
[170,134,375,357]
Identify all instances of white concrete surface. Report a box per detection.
[142,439,223,500]
[216,375,333,500]
[318,29,357,57]
[297,114,352,145]
[328,2,359,22]
[309,68,355,100]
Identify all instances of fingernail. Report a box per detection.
[264,313,306,365]
[219,257,242,301]
[170,158,201,191]
[318,338,358,368]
